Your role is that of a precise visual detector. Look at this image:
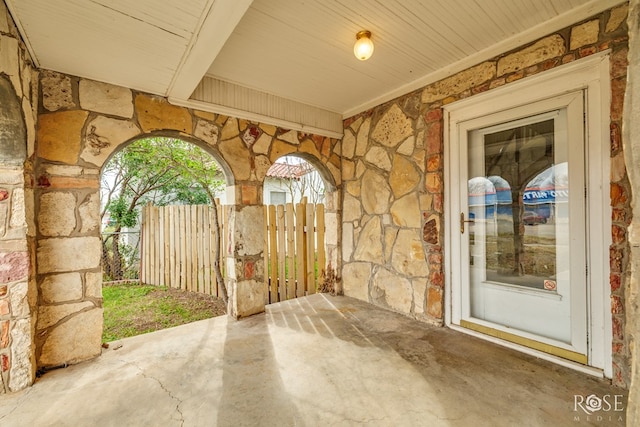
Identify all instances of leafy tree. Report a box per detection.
[101,137,227,302]
[107,197,137,228]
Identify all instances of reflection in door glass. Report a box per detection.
[468,118,564,291]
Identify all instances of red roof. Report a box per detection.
[266,162,312,179]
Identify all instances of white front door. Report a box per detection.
[445,54,612,375]
[451,91,589,363]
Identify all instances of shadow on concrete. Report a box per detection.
[216,313,301,425]
[266,294,628,426]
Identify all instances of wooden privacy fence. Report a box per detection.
[140,201,324,304]
[263,201,325,304]
[140,203,227,297]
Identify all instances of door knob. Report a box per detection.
[460,212,474,234]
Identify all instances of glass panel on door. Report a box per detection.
[475,118,559,290]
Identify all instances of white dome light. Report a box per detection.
[354,30,374,61]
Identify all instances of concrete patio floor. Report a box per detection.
[0,294,627,426]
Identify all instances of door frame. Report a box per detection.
[443,52,612,377]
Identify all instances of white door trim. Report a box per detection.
[443,52,612,377]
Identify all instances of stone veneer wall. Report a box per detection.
[30,73,340,380]
[623,0,639,422]
[341,4,632,387]
[0,2,38,393]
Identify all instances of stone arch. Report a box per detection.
[266,151,337,207]
[33,94,249,369]
[274,151,338,194]
[267,149,342,289]
[98,131,235,285]
[100,130,236,187]
[267,133,341,190]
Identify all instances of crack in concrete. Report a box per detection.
[127,360,185,426]
[331,415,389,425]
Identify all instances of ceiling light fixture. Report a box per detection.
[354,30,374,61]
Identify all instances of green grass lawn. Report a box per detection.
[102,282,226,342]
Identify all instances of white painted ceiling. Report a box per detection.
[6,0,623,136]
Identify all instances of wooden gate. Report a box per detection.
[263,201,325,304]
[140,201,324,304]
[140,203,227,297]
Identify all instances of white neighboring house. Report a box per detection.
[215,157,325,205]
[263,160,325,205]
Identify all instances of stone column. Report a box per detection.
[226,184,266,319]
[34,179,103,367]
[0,18,37,391]
[0,68,37,391]
[323,188,341,294]
[624,0,640,422]
[0,167,35,393]
[34,109,104,368]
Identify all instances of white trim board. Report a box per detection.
[170,96,344,139]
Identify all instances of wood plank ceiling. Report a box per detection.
[6,0,624,136]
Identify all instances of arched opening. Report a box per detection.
[262,154,339,303]
[263,155,327,205]
[99,134,232,342]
